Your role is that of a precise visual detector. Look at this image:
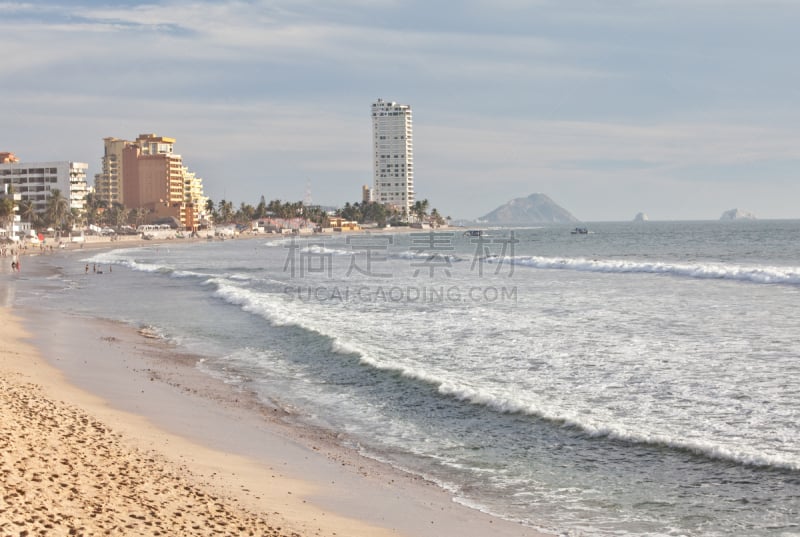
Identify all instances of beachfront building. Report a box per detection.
[123,134,190,229]
[0,184,22,241]
[95,137,135,206]
[0,153,89,216]
[371,98,415,219]
[95,134,206,230]
[182,166,209,228]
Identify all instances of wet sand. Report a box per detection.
[1,243,551,536]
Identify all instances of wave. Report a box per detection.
[263,238,294,247]
[106,249,797,476]
[83,250,168,274]
[394,250,465,263]
[263,239,467,264]
[433,382,800,472]
[496,256,800,285]
[357,354,800,471]
[209,278,318,331]
[207,277,800,473]
[84,251,262,283]
[300,244,466,263]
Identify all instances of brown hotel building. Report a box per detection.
[97,134,204,230]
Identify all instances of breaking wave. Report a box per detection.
[497,256,800,285]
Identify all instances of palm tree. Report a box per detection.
[266,199,282,217]
[237,202,255,223]
[103,202,123,228]
[83,193,108,226]
[411,199,429,223]
[0,196,15,235]
[69,208,84,231]
[430,208,445,228]
[45,188,70,234]
[217,199,234,224]
[130,207,149,227]
[18,199,36,226]
[111,203,128,228]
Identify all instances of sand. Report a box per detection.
[0,308,331,536]
[1,242,552,537]
[0,374,290,535]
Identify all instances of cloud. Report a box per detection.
[2,0,800,220]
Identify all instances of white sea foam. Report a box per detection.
[112,243,800,474]
[171,269,212,279]
[209,274,800,472]
[499,256,800,285]
[50,222,800,537]
[394,250,465,262]
[434,381,800,471]
[263,238,294,247]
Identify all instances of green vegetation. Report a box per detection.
[201,195,448,228]
[0,194,15,232]
[335,198,446,227]
[205,197,330,227]
[9,189,449,233]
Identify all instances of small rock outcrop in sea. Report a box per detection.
[720,208,757,221]
[633,212,649,222]
[479,193,579,224]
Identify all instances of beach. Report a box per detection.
[0,239,549,537]
[7,221,797,536]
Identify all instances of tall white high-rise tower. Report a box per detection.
[371,98,414,218]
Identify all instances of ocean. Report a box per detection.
[10,220,800,536]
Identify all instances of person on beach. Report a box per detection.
[85,264,89,274]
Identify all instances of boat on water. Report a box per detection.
[571,227,589,235]
[464,230,483,237]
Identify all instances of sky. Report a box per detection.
[2,0,800,221]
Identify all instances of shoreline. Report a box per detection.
[2,244,552,536]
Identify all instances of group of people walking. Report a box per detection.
[85,263,111,275]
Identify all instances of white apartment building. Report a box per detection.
[371,98,414,218]
[0,159,89,215]
[182,166,209,226]
[0,186,22,240]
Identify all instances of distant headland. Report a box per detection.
[478,193,579,225]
